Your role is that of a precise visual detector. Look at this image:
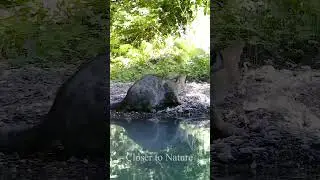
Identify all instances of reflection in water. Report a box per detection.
[110,116,210,180]
[112,118,193,152]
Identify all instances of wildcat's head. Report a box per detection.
[167,74,187,93]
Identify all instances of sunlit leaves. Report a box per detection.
[110,0,209,82]
[213,0,320,52]
[0,0,107,64]
[111,0,209,47]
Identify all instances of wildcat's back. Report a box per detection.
[113,74,186,112]
[125,75,165,111]
[0,54,108,156]
[50,54,108,155]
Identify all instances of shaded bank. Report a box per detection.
[212,65,320,178]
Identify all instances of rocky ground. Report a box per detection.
[212,65,320,179]
[110,80,210,122]
[0,61,210,179]
[1,60,320,179]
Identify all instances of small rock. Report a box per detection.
[232,138,244,146]
[83,159,88,164]
[239,147,252,154]
[250,160,257,169]
[300,66,311,71]
[217,152,234,163]
[68,156,77,162]
[10,166,17,173]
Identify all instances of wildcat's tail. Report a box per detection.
[110,101,124,111]
[0,115,54,155]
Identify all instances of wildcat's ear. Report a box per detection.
[212,51,224,73]
[173,75,186,84]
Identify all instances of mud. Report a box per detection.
[1,61,319,179]
[213,65,320,178]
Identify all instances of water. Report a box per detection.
[110,116,210,180]
[110,115,320,179]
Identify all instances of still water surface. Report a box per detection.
[110,116,210,180]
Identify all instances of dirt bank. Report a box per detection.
[1,61,319,178]
[213,65,320,178]
[0,62,210,179]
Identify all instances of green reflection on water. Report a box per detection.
[110,120,210,180]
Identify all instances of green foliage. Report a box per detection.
[111,0,209,48]
[110,37,209,82]
[213,0,320,66]
[0,0,107,66]
[0,0,30,8]
[1,0,210,81]
[111,0,209,82]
